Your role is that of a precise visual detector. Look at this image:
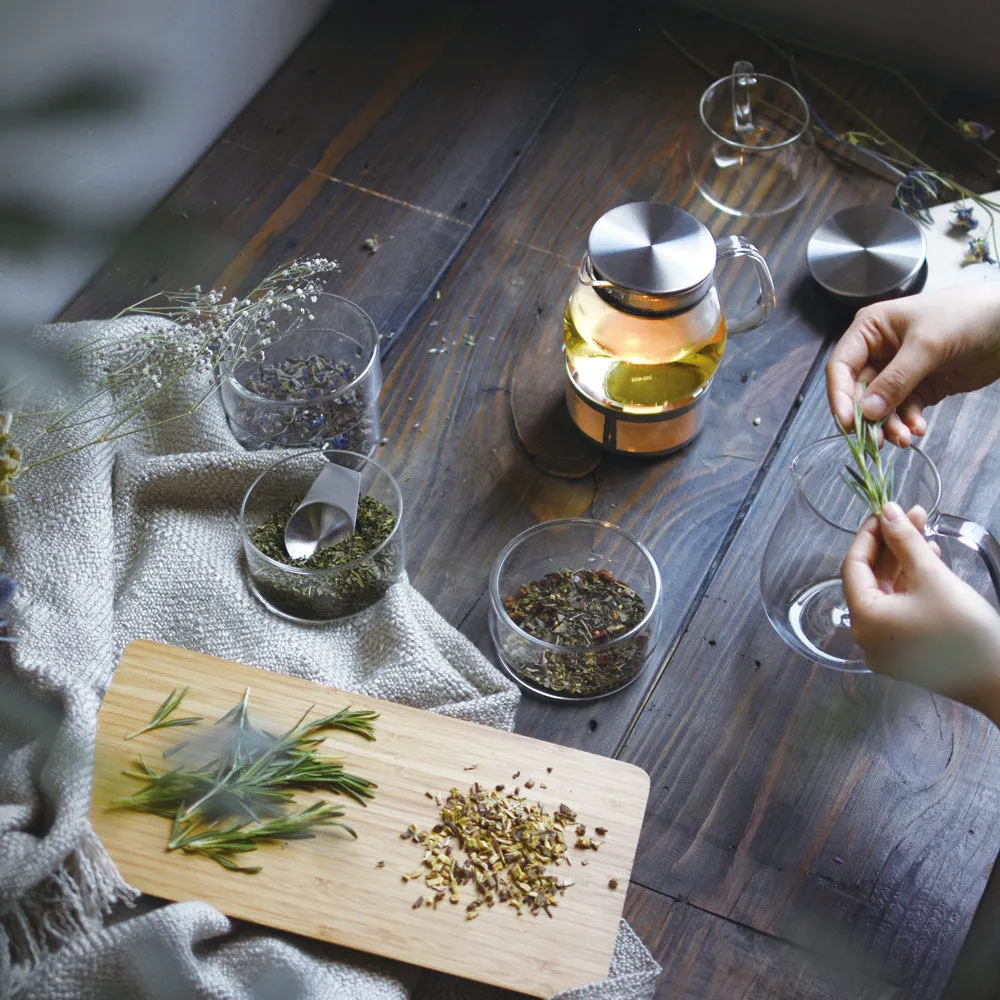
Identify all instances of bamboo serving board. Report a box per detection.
[91,641,650,997]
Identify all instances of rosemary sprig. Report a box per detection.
[836,394,894,515]
[167,801,356,873]
[124,687,203,741]
[115,687,377,874]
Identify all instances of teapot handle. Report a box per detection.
[926,513,1000,599]
[715,235,777,335]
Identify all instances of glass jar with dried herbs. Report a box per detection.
[241,450,404,621]
[221,294,382,456]
[488,519,662,701]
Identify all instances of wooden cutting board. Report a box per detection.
[91,641,650,997]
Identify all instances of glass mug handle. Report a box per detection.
[715,235,777,335]
[926,513,1000,600]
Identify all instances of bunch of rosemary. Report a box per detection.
[836,395,894,516]
[115,686,378,873]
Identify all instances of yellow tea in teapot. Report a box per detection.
[563,283,726,410]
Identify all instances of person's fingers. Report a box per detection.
[827,333,876,429]
[842,515,882,607]
[873,506,929,593]
[883,411,912,448]
[877,502,938,577]
[860,339,937,422]
[899,396,927,437]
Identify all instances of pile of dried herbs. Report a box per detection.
[402,780,608,919]
[228,352,378,454]
[500,568,649,698]
[114,686,378,874]
[248,495,401,619]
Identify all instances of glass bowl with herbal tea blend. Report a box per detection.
[220,293,382,456]
[240,449,404,622]
[488,518,662,701]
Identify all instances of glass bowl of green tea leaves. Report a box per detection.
[221,294,381,455]
[240,449,404,622]
[488,518,662,701]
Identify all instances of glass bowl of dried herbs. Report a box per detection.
[240,449,403,622]
[221,294,381,455]
[488,518,662,701]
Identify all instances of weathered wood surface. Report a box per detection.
[55,1,1000,996]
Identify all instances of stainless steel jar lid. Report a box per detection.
[588,202,718,296]
[807,205,926,301]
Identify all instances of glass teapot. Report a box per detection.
[564,202,776,455]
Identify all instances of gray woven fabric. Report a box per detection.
[0,320,660,1000]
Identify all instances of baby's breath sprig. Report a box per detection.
[836,394,894,516]
[0,254,339,497]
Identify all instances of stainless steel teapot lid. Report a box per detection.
[588,202,718,295]
[807,205,926,301]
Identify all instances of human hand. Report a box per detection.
[842,500,1000,722]
[826,282,1000,447]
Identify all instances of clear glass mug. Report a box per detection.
[689,61,816,218]
[760,436,1000,669]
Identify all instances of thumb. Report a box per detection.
[860,340,934,421]
[878,502,937,576]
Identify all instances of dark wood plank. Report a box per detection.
[59,0,598,343]
[624,884,905,999]
[373,9,924,760]
[621,357,1000,998]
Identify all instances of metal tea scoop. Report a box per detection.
[283,462,362,561]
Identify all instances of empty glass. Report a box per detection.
[689,61,815,218]
[760,436,1000,670]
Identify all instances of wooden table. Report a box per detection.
[63,3,1000,996]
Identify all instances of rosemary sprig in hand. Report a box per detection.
[836,393,894,515]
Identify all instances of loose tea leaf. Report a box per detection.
[114,688,377,873]
[232,352,375,452]
[251,495,396,570]
[501,569,648,697]
[248,494,402,620]
[403,781,603,920]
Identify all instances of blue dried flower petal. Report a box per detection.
[331,432,351,449]
[0,574,16,612]
[965,238,996,265]
[957,119,996,141]
[952,206,979,231]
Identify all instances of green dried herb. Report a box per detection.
[114,688,377,872]
[124,686,202,740]
[252,495,395,570]
[836,393,894,515]
[248,494,402,619]
[501,569,648,698]
[232,352,376,453]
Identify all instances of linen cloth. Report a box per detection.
[0,320,660,1000]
